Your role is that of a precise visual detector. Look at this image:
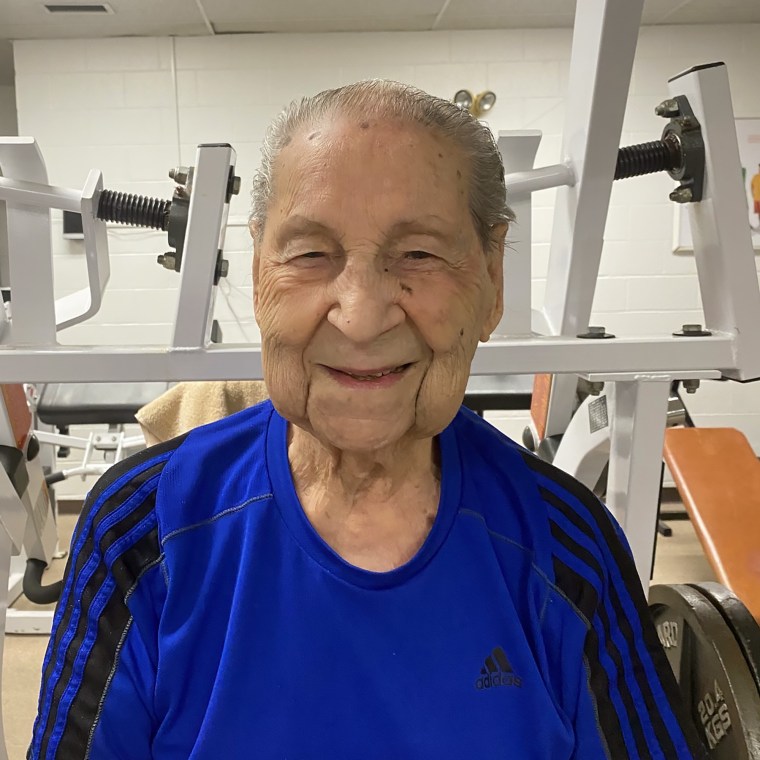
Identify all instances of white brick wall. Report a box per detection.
[10,25,760,451]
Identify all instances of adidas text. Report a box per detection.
[475,673,522,690]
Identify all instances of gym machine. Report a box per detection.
[2,0,760,757]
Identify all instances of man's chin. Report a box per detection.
[309,414,415,453]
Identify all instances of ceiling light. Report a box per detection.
[453,89,473,111]
[473,91,497,115]
[43,3,114,13]
[453,90,497,117]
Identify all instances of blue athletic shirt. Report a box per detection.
[29,401,706,759]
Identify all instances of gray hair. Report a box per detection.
[250,80,515,249]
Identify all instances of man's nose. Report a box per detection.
[326,258,405,344]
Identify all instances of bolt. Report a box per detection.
[655,99,680,118]
[669,186,693,203]
[683,379,700,394]
[169,166,190,185]
[157,252,177,271]
[577,325,615,339]
[588,381,605,396]
[673,323,712,338]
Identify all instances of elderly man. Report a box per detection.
[29,81,704,759]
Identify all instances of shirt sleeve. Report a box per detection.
[27,448,172,760]
[523,452,708,760]
[558,503,708,760]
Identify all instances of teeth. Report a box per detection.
[345,365,406,380]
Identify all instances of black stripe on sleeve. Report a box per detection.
[55,527,162,759]
[34,436,186,759]
[552,557,630,759]
[37,491,160,759]
[41,436,186,693]
[38,462,164,736]
[524,452,708,759]
[551,523,651,760]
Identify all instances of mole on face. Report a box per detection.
[360,121,370,129]
[456,169,462,179]
[459,328,464,337]
[438,152,444,158]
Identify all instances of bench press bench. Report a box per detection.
[34,382,170,470]
[37,382,172,428]
[663,427,760,624]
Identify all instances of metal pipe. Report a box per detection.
[504,163,575,197]
[0,177,80,212]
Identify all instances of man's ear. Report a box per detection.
[480,224,507,342]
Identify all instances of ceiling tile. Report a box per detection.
[1,0,760,39]
[657,0,760,24]
[641,0,690,25]
[0,0,208,38]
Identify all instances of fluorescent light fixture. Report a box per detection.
[43,3,114,13]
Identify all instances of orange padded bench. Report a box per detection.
[663,427,760,624]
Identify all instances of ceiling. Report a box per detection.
[0,0,758,82]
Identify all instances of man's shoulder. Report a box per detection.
[84,400,276,547]
[452,407,626,590]
[155,400,275,538]
[516,441,643,626]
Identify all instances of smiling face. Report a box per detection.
[253,116,506,453]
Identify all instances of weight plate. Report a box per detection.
[690,583,760,696]
[649,583,760,759]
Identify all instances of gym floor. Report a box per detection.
[2,496,715,760]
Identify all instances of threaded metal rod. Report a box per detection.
[615,140,676,180]
[96,189,170,230]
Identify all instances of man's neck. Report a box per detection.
[286,425,441,571]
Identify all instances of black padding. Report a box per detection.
[0,444,29,497]
[23,558,63,605]
[463,374,533,414]
[37,382,171,426]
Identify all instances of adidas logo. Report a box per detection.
[475,646,522,690]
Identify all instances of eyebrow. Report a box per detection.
[275,216,336,246]
[276,214,454,246]
[385,218,454,243]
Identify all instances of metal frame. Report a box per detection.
[0,138,110,342]
[541,0,646,437]
[172,144,235,348]
[538,59,760,586]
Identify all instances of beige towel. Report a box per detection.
[135,381,269,446]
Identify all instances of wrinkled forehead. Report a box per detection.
[266,116,474,239]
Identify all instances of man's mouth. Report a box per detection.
[328,363,413,381]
